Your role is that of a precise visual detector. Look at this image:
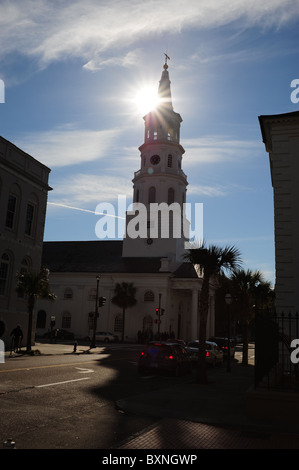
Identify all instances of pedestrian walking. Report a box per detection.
[10,325,23,353]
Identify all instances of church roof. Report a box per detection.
[42,240,166,274]
[42,240,199,278]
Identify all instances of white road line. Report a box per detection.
[75,367,94,373]
[35,377,90,388]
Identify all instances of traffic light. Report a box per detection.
[155,308,165,316]
[98,296,106,307]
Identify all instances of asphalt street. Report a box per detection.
[3,341,297,451]
[1,341,193,449]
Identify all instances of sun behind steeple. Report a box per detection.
[122,57,189,263]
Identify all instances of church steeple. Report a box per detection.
[157,54,173,111]
[122,57,189,263]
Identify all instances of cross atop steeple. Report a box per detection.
[164,53,170,68]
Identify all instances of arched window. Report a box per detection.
[167,127,174,141]
[144,291,154,302]
[36,310,47,329]
[62,312,72,329]
[20,258,30,274]
[64,288,73,300]
[148,186,156,204]
[143,315,153,332]
[0,253,10,296]
[168,188,175,204]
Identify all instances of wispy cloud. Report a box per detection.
[83,49,142,72]
[188,184,227,197]
[0,0,298,70]
[49,173,133,207]
[183,135,261,165]
[14,127,122,168]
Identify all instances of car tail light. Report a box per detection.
[206,351,210,357]
[165,355,174,359]
[141,351,147,357]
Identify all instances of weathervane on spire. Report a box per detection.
[164,53,170,69]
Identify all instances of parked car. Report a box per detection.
[92,331,118,343]
[138,341,191,376]
[208,337,235,359]
[165,338,186,347]
[186,340,224,367]
[43,329,75,340]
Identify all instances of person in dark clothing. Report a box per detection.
[10,325,23,352]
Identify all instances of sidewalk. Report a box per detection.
[6,342,299,449]
[115,362,299,449]
[4,340,107,358]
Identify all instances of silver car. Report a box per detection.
[186,340,224,367]
[95,331,117,343]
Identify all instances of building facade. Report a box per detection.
[37,61,216,343]
[0,136,52,346]
[259,110,299,313]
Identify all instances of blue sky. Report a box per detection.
[1,0,299,286]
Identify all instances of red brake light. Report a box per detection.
[165,355,174,359]
[206,351,210,357]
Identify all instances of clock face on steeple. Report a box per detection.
[150,154,160,165]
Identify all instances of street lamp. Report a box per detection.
[225,293,232,373]
[90,275,100,349]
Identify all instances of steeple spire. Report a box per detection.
[158,54,173,110]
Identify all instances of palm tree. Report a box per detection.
[16,266,56,352]
[111,282,137,342]
[230,269,273,365]
[184,243,242,383]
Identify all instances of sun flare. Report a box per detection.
[134,85,160,115]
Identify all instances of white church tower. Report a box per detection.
[122,56,190,264]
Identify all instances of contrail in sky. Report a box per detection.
[47,201,125,219]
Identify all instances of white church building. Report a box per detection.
[37,60,216,343]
